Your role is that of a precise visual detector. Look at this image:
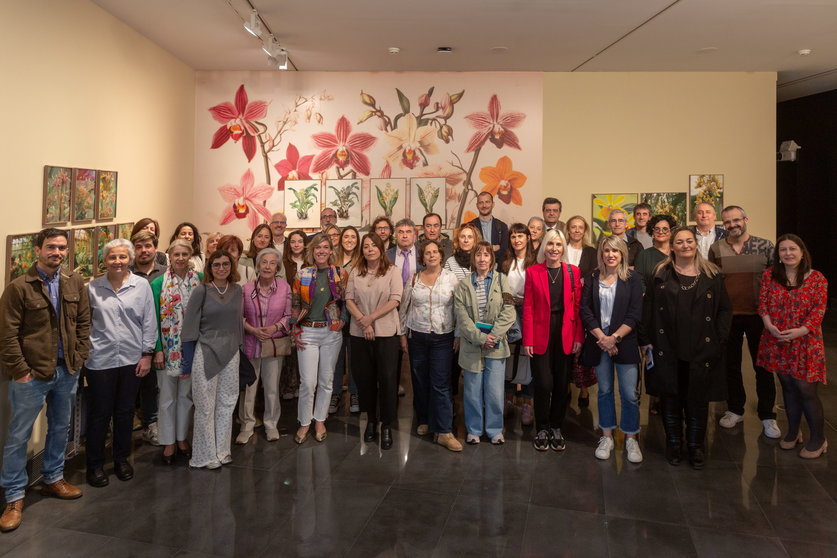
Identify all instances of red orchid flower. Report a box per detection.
[209,85,268,162]
[310,116,377,176]
[464,94,525,153]
[274,143,313,191]
[218,169,273,230]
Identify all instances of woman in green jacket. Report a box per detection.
[454,241,516,445]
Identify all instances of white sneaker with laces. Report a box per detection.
[626,438,643,463]
[762,419,782,439]
[719,411,744,428]
[595,436,614,460]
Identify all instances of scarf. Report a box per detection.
[453,249,471,270]
[159,268,202,376]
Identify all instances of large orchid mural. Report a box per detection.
[217,169,273,230]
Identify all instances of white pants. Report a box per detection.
[190,345,239,468]
[156,369,193,446]
[297,327,341,426]
[238,356,284,432]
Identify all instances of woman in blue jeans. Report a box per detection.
[579,235,644,463]
[399,239,462,451]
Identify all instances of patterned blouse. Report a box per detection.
[400,269,459,335]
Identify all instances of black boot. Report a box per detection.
[660,396,683,466]
[687,404,709,470]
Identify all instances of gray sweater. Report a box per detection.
[182,284,243,379]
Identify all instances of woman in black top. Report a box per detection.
[639,227,732,469]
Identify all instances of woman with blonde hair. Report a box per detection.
[580,236,644,462]
[639,227,732,469]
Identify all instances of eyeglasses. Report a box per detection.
[609,218,627,224]
[652,227,670,233]
[270,220,286,225]
[211,262,231,268]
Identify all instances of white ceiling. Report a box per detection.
[92,0,837,102]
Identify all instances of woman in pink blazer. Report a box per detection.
[522,229,584,452]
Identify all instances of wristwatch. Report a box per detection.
[614,334,622,344]
[142,351,154,357]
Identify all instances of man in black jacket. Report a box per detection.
[468,192,509,264]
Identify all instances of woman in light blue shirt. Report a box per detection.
[84,239,157,488]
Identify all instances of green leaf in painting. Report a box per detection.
[396,88,410,115]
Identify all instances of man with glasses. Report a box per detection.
[689,202,727,258]
[0,228,90,532]
[270,212,287,257]
[607,209,642,266]
[708,205,779,439]
[420,213,451,259]
[307,208,338,242]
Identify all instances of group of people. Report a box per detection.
[0,195,828,533]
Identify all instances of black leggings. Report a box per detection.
[778,374,825,451]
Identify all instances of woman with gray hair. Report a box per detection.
[150,239,202,465]
[237,247,292,444]
[84,239,157,487]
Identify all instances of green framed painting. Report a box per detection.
[118,222,134,239]
[72,227,96,279]
[72,168,96,223]
[640,192,688,229]
[591,193,638,242]
[6,233,38,285]
[43,166,72,226]
[96,170,117,221]
[96,225,117,276]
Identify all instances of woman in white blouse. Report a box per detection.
[500,223,537,426]
[399,240,463,452]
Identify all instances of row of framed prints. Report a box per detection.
[591,174,724,241]
[283,177,446,229]
[6,223,134,285]
[43,166,118,226]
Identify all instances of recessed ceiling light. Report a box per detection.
[491,46,509,54]
[388,47,400,55]
[798,48,813,56]
[436,46,453,54]
[696,47,718,54]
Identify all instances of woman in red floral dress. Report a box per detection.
[757,234,828,458]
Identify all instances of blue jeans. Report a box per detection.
[1,365,78,503]
[407,330,455,433]
[331,332,358,395]
[463,358,505,438]
[594,351,640,434]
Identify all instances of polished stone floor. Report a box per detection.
[1,323,835,558]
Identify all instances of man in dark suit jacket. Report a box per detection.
[468,192,509,264]
[387,218,425,285]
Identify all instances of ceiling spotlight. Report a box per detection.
[244,9,262,37]
[436,46,453,54]
[268,48,289,70]
[388,47,401,55]
[262,34,280,57]
[797,48,813,56]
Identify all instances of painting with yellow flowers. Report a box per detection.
[689,174,724,220]
[592,194,637,242]
[369,178,407,223]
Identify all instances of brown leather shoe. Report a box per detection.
[0,501,24,532]
[41,479,83,500]
[436,433,463,452]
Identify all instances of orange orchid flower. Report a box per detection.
[479,156,527,205]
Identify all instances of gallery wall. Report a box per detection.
[0,0,195,462]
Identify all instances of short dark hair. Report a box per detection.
[36,228,68,248]
[418,239,443,266]
[542,197,562,211]
[203,250,240,284]
[634,203,652,214]
[423,213,442,226]
[131,230,158,247]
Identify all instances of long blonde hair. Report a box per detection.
[596,235,630,281]
[654,226,720,278]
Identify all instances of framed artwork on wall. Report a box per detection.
[96,170,118,221]
[639,192,688,229]
[72,168,97,223]
[71,227,96,279]
[5,233,38,285]
[688,174,724,222]
[369,178,407,223]
[325,179,362,227]
[410,177,446,224]
[118,222,134,239]
[591,193,638,242]
[43,166,72,226]
[284,179,322,230]
[96,225,117,275]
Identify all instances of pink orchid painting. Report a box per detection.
[310,115,376,176]
[218,169,273,230]
[274,143,313,191]
[464,94,525,153]
[209,85,268,162]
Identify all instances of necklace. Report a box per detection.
[678,274,699,291]
[547,266,561,284]
[212,281,229,298]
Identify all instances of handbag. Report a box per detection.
[254,280,292,357]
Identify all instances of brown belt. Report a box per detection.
[300,320,328,328]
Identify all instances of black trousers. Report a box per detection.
[85,365,142,468]
[660,360,709,449]
[726,314,776,419]
[350,335,400,426]
[531,314,570,431]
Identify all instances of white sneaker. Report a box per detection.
[235,430,253,445]
[594,436,614,460]
[762,419,782,439]
[143,423,159,446]
[466,434,480,445]
[719,411,744,428]
[490,433,505,445]
[626,438,643,463]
